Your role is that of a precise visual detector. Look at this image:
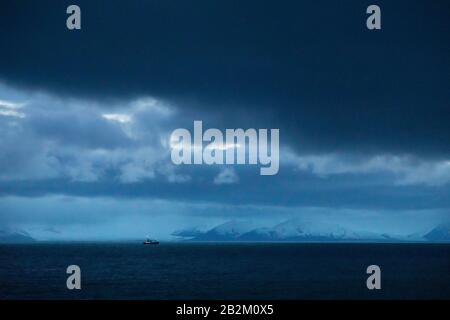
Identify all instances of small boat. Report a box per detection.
[143,237,159,245]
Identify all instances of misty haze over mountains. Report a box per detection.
[1,220,449,243]
[172,220,450,243]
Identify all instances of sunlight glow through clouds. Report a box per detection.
[102,113,132,123]
[0,99,26,118]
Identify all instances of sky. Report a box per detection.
[0,0,449,240]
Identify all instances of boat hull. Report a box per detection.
[143,241,159,245]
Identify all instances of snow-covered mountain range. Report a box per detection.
[173,220,450,243]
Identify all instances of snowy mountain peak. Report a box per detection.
[424,224,450,242]
[271,219,349,239]
[0,228,35,243]
[211,220,256,236]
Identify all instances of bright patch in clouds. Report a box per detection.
[102,113,132,123]
[170,140,241,151]
[0,99,26,118]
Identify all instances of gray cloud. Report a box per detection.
[284,150,450,187]
[0,83,187,183]
[0,83,449,213]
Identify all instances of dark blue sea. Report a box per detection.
[0,243,449,300]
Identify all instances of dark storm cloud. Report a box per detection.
[0,0,449,157]
[1,167,450,210]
